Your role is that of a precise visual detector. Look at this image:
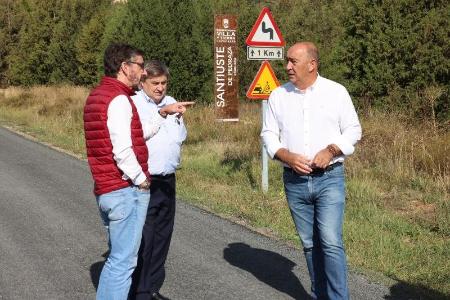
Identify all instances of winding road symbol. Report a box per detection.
[245,7,285,47]
[261,21,274,40]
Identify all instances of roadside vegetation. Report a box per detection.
[1,1,448,121]
[0,86,448,298]
[1,0,448,298]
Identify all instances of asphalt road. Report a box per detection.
[0,126,393,299]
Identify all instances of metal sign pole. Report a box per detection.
[246,7,285,193]
[261,100,268,193]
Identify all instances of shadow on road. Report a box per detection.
[223,242,311,300]
[90,250,108,290]
[384,280,449,300]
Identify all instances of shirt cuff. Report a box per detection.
[333,136,355,156]
[266,143,282,159]
[133,173,148,186]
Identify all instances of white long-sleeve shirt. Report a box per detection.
[107,95,165,185]
[132,90,187,176]
[261,75,362,164]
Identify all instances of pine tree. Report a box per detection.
[336,0,449,115]
[0,0,23,86]
[7,0,56,85]
[75,14,106,85]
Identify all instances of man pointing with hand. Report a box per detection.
[130,60,193,300]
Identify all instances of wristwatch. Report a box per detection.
[326,144,340,157]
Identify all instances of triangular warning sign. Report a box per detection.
[246,61,281,100]
[246,7,285,47]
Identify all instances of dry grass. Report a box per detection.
[182,102,449,233]
[0,86,449,298]
[0,85,88,155]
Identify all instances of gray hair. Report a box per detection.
[142,60,169,81]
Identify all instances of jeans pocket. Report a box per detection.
[283,169,308,184]
[326,165,345,179]
[107,202,127,221]
[98,188,130,221]
[283,169,296,183]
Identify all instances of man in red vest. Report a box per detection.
[84,43,190,300]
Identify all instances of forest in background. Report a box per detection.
[1,1,449,296]
[0,0,448,121]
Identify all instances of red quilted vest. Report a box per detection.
[84,76,149,195]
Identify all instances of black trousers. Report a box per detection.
[130,173,176,300]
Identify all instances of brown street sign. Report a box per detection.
[214,15,239,122]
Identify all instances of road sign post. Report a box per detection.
[261,100,269,192]
[245,7,285,193]
[245,61,280,193]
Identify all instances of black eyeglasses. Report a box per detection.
[127,61,145,70]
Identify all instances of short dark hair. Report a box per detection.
[141,60,170,81]
[103,43,145,77]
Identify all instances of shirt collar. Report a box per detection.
[294,73,321,94]
[309,74,321,91]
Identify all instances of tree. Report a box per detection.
[335,0,449,117]
[107,0,213,102]
[7,0,56,85]
[75,15,106,85]
[6,0,110,85]
[0,0,23,86]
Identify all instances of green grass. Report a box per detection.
[0,86,449,298]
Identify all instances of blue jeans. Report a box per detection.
[95,186,150,300]
[283,164,349,300]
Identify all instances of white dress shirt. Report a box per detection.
[132,90,187,175]
[107,95,165,185]
[261,75,362,164]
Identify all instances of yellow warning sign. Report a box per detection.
[246,61,280,100]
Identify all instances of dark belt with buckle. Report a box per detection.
[151,173,175,179]
[284,162,342,176]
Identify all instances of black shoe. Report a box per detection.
[152,292,171,300]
